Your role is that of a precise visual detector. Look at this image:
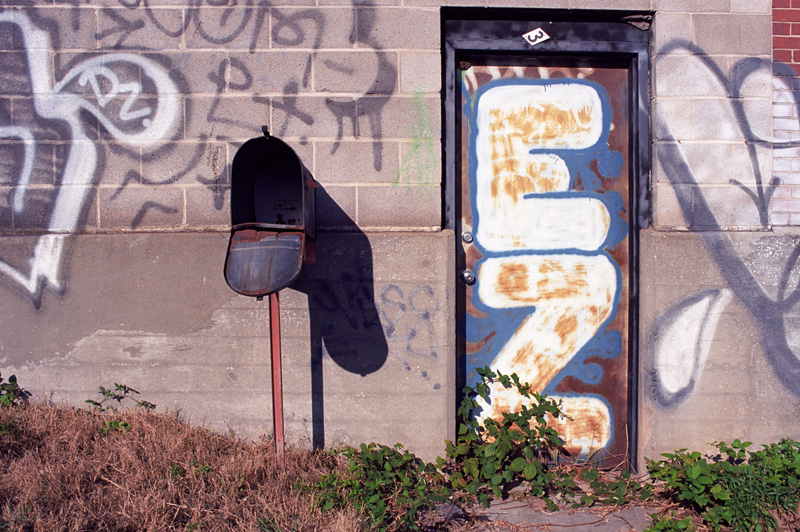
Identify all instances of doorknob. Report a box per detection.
[460,270,476,285]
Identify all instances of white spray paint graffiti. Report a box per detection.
[653,289,733,405]
[0,12,179,304]
[467,77,627,457]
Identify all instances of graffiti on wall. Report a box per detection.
[0,2,397,308]
[653,40,800,404]
[0,10,179,305]
[460,66,630,459]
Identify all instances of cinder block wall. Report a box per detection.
[644,0,800,464]
[0,0,799,464]
[0,1,452,460]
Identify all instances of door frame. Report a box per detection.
[442,8,652,468]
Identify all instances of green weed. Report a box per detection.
[0,373,30,408]
[311,442,448,532]
[85,382,156,412]
[100,420,132,435]
[440,366,567,508]
[647,438,800,531]
[646,512,696,532]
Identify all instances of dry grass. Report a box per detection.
[0,401,364,532]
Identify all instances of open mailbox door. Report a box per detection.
[224,131,316,297]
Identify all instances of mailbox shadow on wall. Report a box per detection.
[225,133,388,448]
[293,186,389,447]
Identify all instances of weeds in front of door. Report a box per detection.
[1,371,799,531]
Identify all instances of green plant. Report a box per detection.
[190,460,212,477]
[100,419,132,435]
[574,467,653,507]
[169,465,187,479]
[646,512,696,532]
[85,382,156,412]
[312,443,447,531]
[647,438,800,532]
[0,373,30,407]
[441,366,567,508]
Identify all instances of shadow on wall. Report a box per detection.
[293,185,388,448]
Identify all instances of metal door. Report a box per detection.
[459,60,631,465]
[446,12,650,467]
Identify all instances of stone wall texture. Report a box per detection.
[0,0,798,467]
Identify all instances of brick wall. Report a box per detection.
[774,0,800,224]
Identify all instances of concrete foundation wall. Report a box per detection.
[1,230,454,460]
[0,0,798,465]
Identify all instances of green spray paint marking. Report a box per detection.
[395,89,437,194]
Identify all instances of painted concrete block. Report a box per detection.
[38,6,98,51]
[569,0,651,8]
[184,8,271,51]
[271,7,356,50]
[693,99,742,141]
[653,12,692,51]
[315,51,398,94]
[0,141,55,186]
[142,142,228,186]
[315,185,357,229]
[652,184,690,230]
[398,139,440,187]
[731,0,771,12]
[653,0,732,12]
[399,52,442,93]
[171,51,243,95]
[640,230,800,466]
[8,89,67,139]
[315,141,400,183]
[230,51,314,95]
[355,7,440,50]
[693,14,771,56]
[185,184,229,228]
[98,184,183,229]
[97,8,183,50]
[358,95,441,141]
[319,0,401,6]
[186,96,269,141]
[358,184,440,228]
[12,186,60,230]
[0,186,12,227]
[272,96,347,139]
[656,54,729,99]
[692,185,765,229]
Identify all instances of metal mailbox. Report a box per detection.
[224,131,316,297]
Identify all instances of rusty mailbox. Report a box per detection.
[223,129,316,465]
[224,129,315,297]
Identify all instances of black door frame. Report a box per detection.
[442,7,652,468]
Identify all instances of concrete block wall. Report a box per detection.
[645,0,800,462]
[0,1,450,461]
[0,0,799,465]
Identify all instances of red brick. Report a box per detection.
[774,35,800,48]
[777,0,792,6]
[791,23,800,35]
[775,8,800,21]
[793,49,800,61]
[776,49,793,61]
[776,21,792,35]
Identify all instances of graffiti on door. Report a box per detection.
[461,65,631,460]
